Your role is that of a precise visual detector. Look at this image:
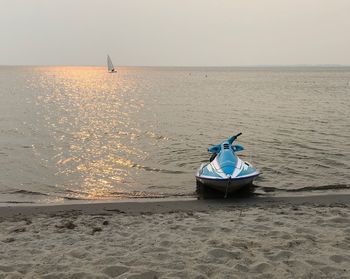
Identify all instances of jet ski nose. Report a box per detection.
[221,165,234,176]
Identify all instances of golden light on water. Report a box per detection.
[36,66,148,200]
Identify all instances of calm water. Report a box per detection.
[0,66,349,204]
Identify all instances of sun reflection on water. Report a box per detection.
[36,67,149,200]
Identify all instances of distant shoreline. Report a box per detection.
[1,65,350,68]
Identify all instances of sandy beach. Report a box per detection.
[1,195,350,279]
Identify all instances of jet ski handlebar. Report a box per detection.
[234,132,242,138]
[207,132,243,153]
[228,132,242,144]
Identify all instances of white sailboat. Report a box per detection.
[107,55,116,73]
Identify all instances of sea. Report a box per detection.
[0,66,349,204]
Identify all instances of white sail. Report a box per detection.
[107,55,115,72]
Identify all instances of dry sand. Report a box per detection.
[1,195,350,279]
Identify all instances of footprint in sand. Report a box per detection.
[327,217,350,225]
[319,266,346,276]
[193,264,217,277]
[234,263,249,272]
[254,216,270,222]
[158,233,170,239]
[219,227,232,233]
[41,272,68,279]
[329,254,350,264]
[267,250,293,261]
[159,240,172,247]
[191,226,215,233]
[68,248,89,259]
[67,272,105,279]
[208,248,241,259]
[250,262,273,273]
[127,270,159,279]
[102,265,129,277]
[0,265,14,272]
[266,230,291,240]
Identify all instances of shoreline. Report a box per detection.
[1,193,350,218]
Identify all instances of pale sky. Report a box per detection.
[1,0,350,66]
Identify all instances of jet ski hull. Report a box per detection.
[196,173,259,193]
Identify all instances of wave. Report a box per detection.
[6,189,48,196]
[133,164,185,174]
[109,190,195,199]
[257,184,350,193]
[58,190,196,201]
[0,201,35,204]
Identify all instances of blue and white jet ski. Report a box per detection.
[196,133,260,194]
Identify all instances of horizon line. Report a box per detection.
[1,64,350,68]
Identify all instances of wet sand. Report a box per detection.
[1,195,350,278]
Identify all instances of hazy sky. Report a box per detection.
[1,0,350,66]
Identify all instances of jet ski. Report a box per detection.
[196,133,260,195]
